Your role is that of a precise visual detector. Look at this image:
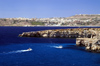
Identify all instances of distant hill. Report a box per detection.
[67,14,100,19]
[0,14,100,26]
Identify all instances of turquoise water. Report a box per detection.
[0,27,100,66]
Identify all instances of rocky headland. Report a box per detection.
[19,28,100,53]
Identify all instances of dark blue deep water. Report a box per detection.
[0,26,100,66]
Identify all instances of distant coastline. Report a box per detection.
[0,14,100,26]
[1,25,100,27]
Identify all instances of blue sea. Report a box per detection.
[0,26,100,66]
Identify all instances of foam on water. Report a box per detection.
[52,45,63,49]
[50,43,75,49]
[0,49,32,54]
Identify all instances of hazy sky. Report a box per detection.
[0,0,100,18]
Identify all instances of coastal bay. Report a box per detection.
[0,27,100,66]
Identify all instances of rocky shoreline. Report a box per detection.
[19,28,99,38]
[76,38,100,53]
[19,28,100,53]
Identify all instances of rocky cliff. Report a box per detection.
[19,28,99,38]
[19,28,100,53]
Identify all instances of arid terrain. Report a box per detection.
[0,14,100,26]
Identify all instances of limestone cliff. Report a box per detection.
[19,28,100,39]
[19,28,100,53]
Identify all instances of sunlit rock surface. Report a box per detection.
[19,28,100,38]
[19,28,100,53]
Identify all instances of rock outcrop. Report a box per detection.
[19,28,100,53]
[19,28,100,38]
[76,38,100,53]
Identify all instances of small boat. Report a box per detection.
[58,46,63,48]
[27,48,32,51]
[16,48,32,53]
[56,46,63,49]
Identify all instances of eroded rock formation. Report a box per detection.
[19,28,100,38]
[19,28,100,53]
[76,38,100,53]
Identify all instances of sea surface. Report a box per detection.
[0,26,100,66]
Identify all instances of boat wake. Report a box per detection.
[52,46,63,49]
[0,48,32,54]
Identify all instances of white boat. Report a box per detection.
[27,48,32,51]
[21,48,32,52]
[55,46,63,49]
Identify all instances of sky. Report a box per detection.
[0,0,100,18]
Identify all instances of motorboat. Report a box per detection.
[58,46,63,48]
[56,46,63,49]
[27,48,32,51]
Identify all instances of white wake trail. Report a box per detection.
[0,48,32,54]
[52,45,63,49]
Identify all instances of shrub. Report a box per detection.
[31,21,44,25]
